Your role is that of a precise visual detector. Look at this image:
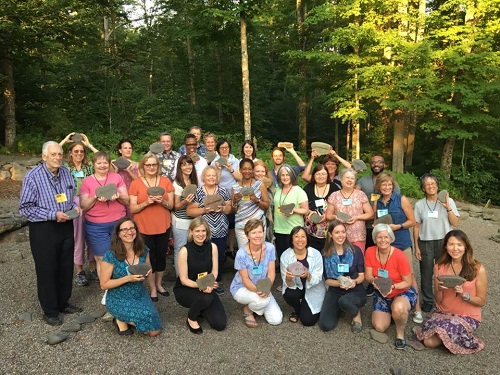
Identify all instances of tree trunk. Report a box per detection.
[352,70,360,159]
[392,109,405,172]
[1,54,16,148]
[405,110,416,166]
[440,136,456,179]
[297,0,307,152]
[186,35,196,107]
[240,10,251,140]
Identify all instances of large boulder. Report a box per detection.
[10,162,28,181]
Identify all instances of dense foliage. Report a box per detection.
[1,0,499,204]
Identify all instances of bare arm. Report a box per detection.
[301,150,318,183]
[285,146,306,166]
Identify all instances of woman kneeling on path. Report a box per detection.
[415,230,487,354]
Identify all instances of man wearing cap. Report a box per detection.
[157,132,179,181]
[19,141,83,325]
[178,126,207,157]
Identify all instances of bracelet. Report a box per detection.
[447,209,452,212]
[400,223,404,230]
[462,292,471,301]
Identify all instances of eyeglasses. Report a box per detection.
[185,143,197,147]
[72,150,85,154]
[119,227,136,233]
[219,146,229,150]
[144,163,158,168]
[371,160,384,165]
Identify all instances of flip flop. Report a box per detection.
[244,312,259,328]
[289,312,299,323]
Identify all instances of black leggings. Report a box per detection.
[173,285,227,331]
[283,287,319,326]
[142,229,170,273]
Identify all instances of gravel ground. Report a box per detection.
[0,181,499,375]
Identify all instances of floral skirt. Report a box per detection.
[415,311,484,354]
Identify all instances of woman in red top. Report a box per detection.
[129,154,174,302]
[415,230,487,354]
[365,223,418,350]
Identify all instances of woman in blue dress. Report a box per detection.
[100,218,162,336]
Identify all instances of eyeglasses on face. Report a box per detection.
[185,143,197,147]
[119,227,136,233]
[72,150,85,154]
[144,163,158,168]
[371,160,384,165]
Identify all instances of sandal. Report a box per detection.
[243,313,259,328]
[394,338,406,350]
[288,312,299,323]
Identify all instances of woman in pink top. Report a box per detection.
[325,168,373,252]
[415,230,488,354]
[129,154,174,302]
[80,151,129,277]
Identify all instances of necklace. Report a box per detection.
[93,173,108,186]
[377,247,391,270]
[425,198,439,212]
[340,189,354,200]
[144,176,158,187]
[450,262,461,276]
[248,242,263,266]
[125,253,136,265]
[315,183,328,198]
[205,185,217,195]
[279,185,293,206]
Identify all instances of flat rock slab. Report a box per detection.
[147,187,165,196]
[64,209,80,219]
[205,151,217,163]
[277,142,293,149]
[279,203,295,216]
[89,307,107,319]
[240,186,253,196]
[95,183,117,200]
[438,190,448,203]
[71,133,84,143]
[128,263,151,276]
[256,278,272,295]
[437,275,465,288]
[102,312,114,322]
[311,142,332,156]
[61,322,82,332]
[16,312,33,322]
[336,212,351,222]
[370,329,388,344]
[75,315,96,324]
[114,157,130,170]
[352,159,367,172]
[374,277,393,297]
[374,214,393,226]
[182,184,197,198]
[338,276,353,289]
[190,154,200,162]
[288,261,306,276]
[47,332,70,345]
[310,212,322,224]
[196,273,215,291]
[149,143,164,154]
[203,194,223,211]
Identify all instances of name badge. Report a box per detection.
[378,269,389,278]
[337,264,349,273]
[315,198,325,208]
[242,196,250,201]
[73,170,84,178]
[125,266,131,275]
[377,209,389,217]
[427,210,439,218]
[342,198,352,206]
[371,193,380,201]
[55,193,68,203]
[197,272,208,279]
[252,265,263,275]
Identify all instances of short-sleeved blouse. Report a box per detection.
[327,189,369,243]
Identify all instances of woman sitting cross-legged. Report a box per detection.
[319,220,367,333]
[230,219,283,328]
[173,217,227,334]
[280,226,325,326]
[100,218,162,337]
[364,224,418,350]
[415,230,487,354]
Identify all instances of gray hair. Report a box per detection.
[277,164,298,188]
[339,167,357,180]
[42,141,61,155]
[372,223,395,243]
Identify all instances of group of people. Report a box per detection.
[19,129,487,354]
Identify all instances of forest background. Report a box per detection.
[1,0,499,204]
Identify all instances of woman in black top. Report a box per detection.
[303,164,340,251]
[173,217,227,334]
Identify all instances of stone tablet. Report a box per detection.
[217,157,227,167]
[277,142,293,149]
[47,332,70,345]
[352,159,367,172]
[147,186,165,197]
[240,186,254,196]
[71,133,83,143]
[336,211,352,223]
[279,203,295,216]
[182,184,198,198]
[438,190,449,203]
[95,183,117,200]
[338,276,353,289]
[203,194,224,211]
[114,156,130,170]
[75,315,96,324]
[61,322,82,333]
[256,278,272,295]
[205,151,217,163]
[149,143,164,154]
[310,212,323,224]
[191,153,200,162]
[261,177,273,189]
[374,277,393,297]
[373,214,393,226]
[128,263,151,277]
[288,261,306,276]
[196,273,215,291]
[311,142,332,156]
[64,209,80,220]
[437,275,465,288]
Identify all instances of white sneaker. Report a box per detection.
[413,311,423,324]
[101,290,108,305]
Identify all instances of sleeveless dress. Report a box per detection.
[103,248,162,333]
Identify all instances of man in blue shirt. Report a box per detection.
[19,141,82,325]
[178,126,207,157]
